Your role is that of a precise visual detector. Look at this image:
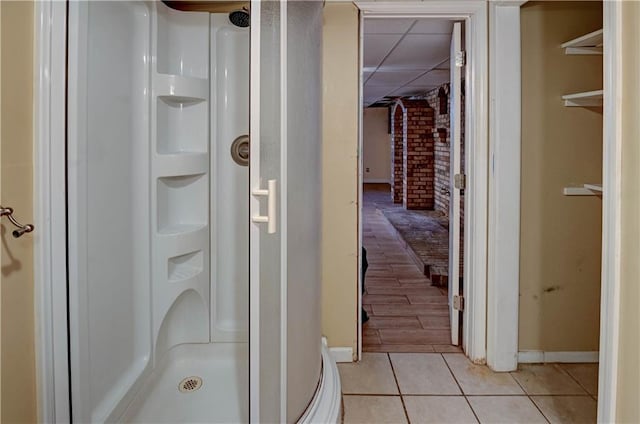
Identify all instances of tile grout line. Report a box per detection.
[441,353,482,424]
[387,353,412,424]
[558,364,599,401]
[508,369,552,424]
[342,392,599,398]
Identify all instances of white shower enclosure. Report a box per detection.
[65,1,324,422]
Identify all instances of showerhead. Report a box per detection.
[229,8,250,28]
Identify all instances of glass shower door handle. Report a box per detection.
[251,179,277,234]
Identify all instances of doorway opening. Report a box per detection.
[359,17,467,354]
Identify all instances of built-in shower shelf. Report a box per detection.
[168,267,203,283]
[157,174,207,233]
[168,250,204,282]
[158,94,206,106]
[157,223,207,236]
[155,153,208,176]
[155,74,208,103]
[156,97,208,154]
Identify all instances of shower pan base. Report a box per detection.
[122,343,248,423]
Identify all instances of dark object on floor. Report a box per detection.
[362,247,369,323]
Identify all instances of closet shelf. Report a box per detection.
[584,183,603,193]
[561,29,603,55]
[562,90,603,107]
[563,184,603,196]
[155,74,208,103]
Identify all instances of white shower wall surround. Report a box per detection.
[67,2,339,423]
[68,2,251,422]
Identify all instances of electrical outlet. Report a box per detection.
[366,167,370,172]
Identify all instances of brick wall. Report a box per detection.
[425,86,451,216]
[401,100,435,210]
[390,103,405,203]
[424,83,466,220]
[424,83,466,274]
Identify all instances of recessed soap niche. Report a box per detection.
[156,96,207,154]
[156,5,209,78]
[168,250,204,282]
[157,174,207,234]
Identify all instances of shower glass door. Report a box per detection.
[249,1,323,422]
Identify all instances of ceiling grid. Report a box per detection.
[363,18,454,106]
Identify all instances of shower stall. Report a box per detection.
[63,1,338,422]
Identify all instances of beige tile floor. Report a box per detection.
[339,353,598,423]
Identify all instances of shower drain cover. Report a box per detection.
[178,376,203,393]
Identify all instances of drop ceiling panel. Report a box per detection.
[364,85,397,98]
[435,59,451,70]
[363,18,455,107]
[383,34,451,69]
[410,19,454,34]
[391,86,436,97]
[367,70,425,87]
[364,18,415,34]
[407,69,450,87]
[363,34,403,68]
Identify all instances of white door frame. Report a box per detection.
[486,0,525,372]
[33,0,70,422]
[597,1,622,421]
[355,0,489,363]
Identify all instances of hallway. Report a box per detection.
[345,185,599,423]
[362,184,457,353]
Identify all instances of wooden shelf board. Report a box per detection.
[562,29,603,55]
[564,187,594,196]
[563,184,603,196]
[562,90,603,107]
[584,183,603,193]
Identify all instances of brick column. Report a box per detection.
[402,100,435,210]
[425,85,452,217]
[390,102,405,204]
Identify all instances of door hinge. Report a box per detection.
[455,51,466,67]
[453,295,465,311]
[454,173,466,190]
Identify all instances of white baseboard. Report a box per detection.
[518,351,599,363]
[329,347,354,363]
[363,178,390,184]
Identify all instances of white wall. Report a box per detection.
[363,107,391,183]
